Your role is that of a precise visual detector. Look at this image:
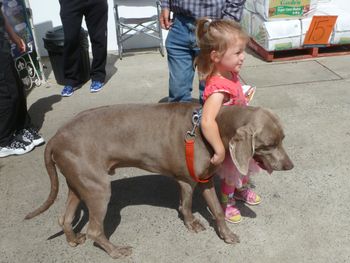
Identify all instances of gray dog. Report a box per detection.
[25,103,293,259]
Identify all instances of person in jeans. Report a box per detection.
[59,0,108,97]
[159,0,246,102]
[0,1,44,157]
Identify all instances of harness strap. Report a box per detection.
[184,108,212,183]
[185,138,210,183]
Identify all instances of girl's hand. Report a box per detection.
[211,151,225,166]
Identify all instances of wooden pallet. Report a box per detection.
[248,38,350,62]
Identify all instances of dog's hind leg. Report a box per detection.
[59,189,86,247]
[82,176,132,259]
[199,179,240,244]
[177,179,205,233]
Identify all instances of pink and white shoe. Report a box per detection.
[222,193,242,224]
[234,188,261,206]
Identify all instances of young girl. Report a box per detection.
[196,19,261,224]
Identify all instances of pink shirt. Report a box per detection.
[202,73,247,106]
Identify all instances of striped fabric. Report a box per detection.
[161,0,246,21]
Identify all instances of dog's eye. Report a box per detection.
[257,145,276,152]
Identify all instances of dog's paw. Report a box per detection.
[221,230,240,244]
[67,233,86,247]
[186,218,206,233]
[109,245,133,259]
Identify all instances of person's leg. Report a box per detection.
[0,54,17,147]
[84,0,108,85]
[13,59,31,131]
[166,15,196,102]
[218,154,242,224]
[234,159,261,205]
[60,0,84,88]
[234,174,261,205]
[0,54,34,157]
[9,55,44,145]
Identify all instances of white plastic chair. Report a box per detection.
[114,0,165,59]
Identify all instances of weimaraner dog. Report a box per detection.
[25,103,293,259]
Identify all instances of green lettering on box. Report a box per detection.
[275,42,293,50]
[339,37,350,44]
[275,6,303,16]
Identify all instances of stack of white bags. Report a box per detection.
[240,0,350,51]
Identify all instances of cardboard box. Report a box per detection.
[316,3,350,44]
[253,0,318,20]
[251,14,302,51]
[331,14,350,44]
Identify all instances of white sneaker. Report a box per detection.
[18,128,45,146]
[0,137,34,158]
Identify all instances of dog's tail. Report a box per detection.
[24,139,59,220]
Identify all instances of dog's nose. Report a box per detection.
[283,159,294,170]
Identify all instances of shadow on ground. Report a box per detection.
[28,94,62,130]
[105,54,119,84]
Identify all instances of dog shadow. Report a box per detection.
[48,174,257,243]
[104,175,208,239]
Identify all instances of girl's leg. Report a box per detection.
[220,179,241,224]
[217,153,242,223]
[234,175,261,206]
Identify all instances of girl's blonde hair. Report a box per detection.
[195,18,249,79]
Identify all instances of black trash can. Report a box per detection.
[43,26,90,85]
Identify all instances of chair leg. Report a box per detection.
[156,0,164,57]
[114,4,123,60]
[159,43,165,57]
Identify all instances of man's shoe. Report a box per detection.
[90,81,104,93]
[19,128,45,147]
[0,136,34,158]
[61,85,74,97]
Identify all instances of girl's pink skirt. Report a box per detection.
[216,153,261,189]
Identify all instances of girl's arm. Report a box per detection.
[201,93,226,165]
[2,10,26,53]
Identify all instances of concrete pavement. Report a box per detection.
[1,49,350,263]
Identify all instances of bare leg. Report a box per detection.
[59,189,86,246]
[177,180,205,233]
[199,180,239,244]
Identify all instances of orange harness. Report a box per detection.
[184,110,212,183]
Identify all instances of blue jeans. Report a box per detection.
[165,15,205,103]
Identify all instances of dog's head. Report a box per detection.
[228,108,294,175]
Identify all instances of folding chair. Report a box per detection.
[114,0,165,59]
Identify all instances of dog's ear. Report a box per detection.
[229,125,255,175]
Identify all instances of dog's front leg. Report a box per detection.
[177,179,206,233]
[199,180,240,244]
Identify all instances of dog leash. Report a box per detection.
[185,109,211,183]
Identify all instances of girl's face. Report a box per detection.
[213,38,246,74]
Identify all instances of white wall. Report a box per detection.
[28,0,167,56]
